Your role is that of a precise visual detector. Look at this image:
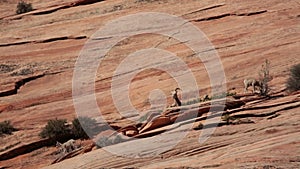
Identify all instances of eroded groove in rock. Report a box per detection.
[236,10,267,16]
[37,36,87,43]
[0,74,45,97]
[0,138,52,161]
[33,0,104,16]
[183,143,229,157]
[0,36,86,47]
[193,10,267,22]
[4,0,105,20]
[182,4,225,16]
[0,72,63,98]
[231,102,300,119]
[228,99,300,114]
[194,13,231,22]
[0,41,31,47]
[32,6,70,15]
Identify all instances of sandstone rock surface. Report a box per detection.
[0,0,299,168]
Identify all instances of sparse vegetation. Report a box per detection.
[0,120,17,136]
[11,68,33,76]
[96,136,111,148]
[182,98,201,106]
[96,134,124,148]
[138,113,150,122]
[0,64,17,73]
[221,114,236,125]
[286,63,300,92]
[226,91,237,97]
[40,117,98,143]
[182,92,236,106]
[72,116,98,140]
[39,118,71,142]
[258,59,272,96]
[16,0,33,14]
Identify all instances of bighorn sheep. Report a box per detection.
[244,78,262,93]
[56,139,76,154]
[171,88,181,107]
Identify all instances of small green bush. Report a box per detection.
[16,1,33,14]
[0,120,16,136]
[72,116,98,139]
[287,63,300,92]
[39,118,71,142]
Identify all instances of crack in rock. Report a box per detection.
[0,72,63,97]
[193,10,267,22]
[182,3,226,17]
[0,36,86,47]
[2,0,105,20]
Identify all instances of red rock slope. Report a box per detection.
[0,0,299,168]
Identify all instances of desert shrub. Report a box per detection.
[211,93,226,100]
[286,63,300,92]
[138,113,149,122]
[96,134,124,148]
[71,116,98,139]
[221,114,236,125]
[182,98,201,106]
[0,64,17,73]
[39,118,71,142]
[96,136,111,148]
[226,91,237,97]
[11,68,33,76]
[16,1,32,14]
[0,120,17,136]
[258,59,272,96]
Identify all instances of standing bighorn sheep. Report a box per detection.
[171,88,181,107]
[56,139,76,154]
[244,78,262,93]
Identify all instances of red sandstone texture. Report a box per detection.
[0,0,299,168]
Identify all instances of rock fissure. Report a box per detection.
[193,10,267,22]
[0,36,86,47]
[182,4,226,17]
[2,0,105,20]
[0,71,63,98]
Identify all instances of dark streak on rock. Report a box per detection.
[32,0,104,15]
[0,36,86,47]
[228,98,299,114]
[236,10,267,16]
[36,35,86,43]
[0,138,53,161]
[0,72,63,98]
[182,4,225,16]
[194,13,231,22]
[32,6,69,15]
[193,10,267,22]
[2,0,104,20]
[0,74,45,97]
[0,41,29,47]
[231,102,300,119]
